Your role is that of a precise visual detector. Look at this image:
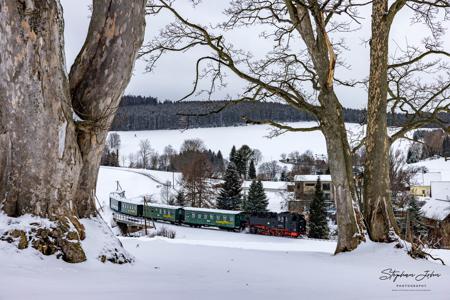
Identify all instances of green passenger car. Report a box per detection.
[120,201,141,216]
[183,207,244,230]
[109,195,121,212]
[144,203,183,223]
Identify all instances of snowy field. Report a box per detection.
[112,122,339,162]
[112,122,416,163]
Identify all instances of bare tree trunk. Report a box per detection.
[321,94,365,253]
[69,0,146,217]
[364,0,399,241]
[0,0,145,262]
[0,0,82,217]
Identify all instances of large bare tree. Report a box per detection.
[144,0,366,253]
[364,0,450,243]
[144,0,450,255]
[0,0,146,259]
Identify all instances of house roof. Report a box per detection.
[412,172,442,186]
[421,198,450,221]
[242,181,289,190]
[431,181,450,201]
[293,175,332,182]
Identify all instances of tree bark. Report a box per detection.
[364,0,399,241]
[0,0,82,217]
[320,93,365,253]
[0,0,146,219]
[69,0,146,217]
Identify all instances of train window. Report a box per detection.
[230,216,234,222]
[210,214,213,219]
[222,216,226,221]
[192,213,195,218]
[322,183,331,191]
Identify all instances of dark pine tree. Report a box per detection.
[217,163,242,210]
[243,180,268,213]
[406,198,427,239]
[236,145,252,179]
[248,159,256,179]
[229,146,237,164]
[308,177,329,239]
[216,150,225,174]
[175,190,186,207]
[443,135,450,159]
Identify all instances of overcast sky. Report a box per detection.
[61,1,449,109]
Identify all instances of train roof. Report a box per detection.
[147,203,182,209]
[183,207,243,215]
[110,192,144,204]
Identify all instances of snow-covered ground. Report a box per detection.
[112,122,419,163]
[2,215,450,300]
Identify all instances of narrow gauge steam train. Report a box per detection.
[110,193,306,238]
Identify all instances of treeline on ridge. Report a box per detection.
[111,95,449,131]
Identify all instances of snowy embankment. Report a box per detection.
[2,226,450,300]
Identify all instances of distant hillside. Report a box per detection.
[111,95,449,131]
[111,96,365,131]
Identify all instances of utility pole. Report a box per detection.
[143,195,148,236]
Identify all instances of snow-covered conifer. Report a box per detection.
[308,177,329,239]
[217,163,242,210]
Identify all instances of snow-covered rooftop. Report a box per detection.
[109,192,146,204]
[412,172,442,186]
[421,198,450,221]
[431,181,450,201]
[183,207,243,215]
[242,181,289,190]
[293,175,332,182]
